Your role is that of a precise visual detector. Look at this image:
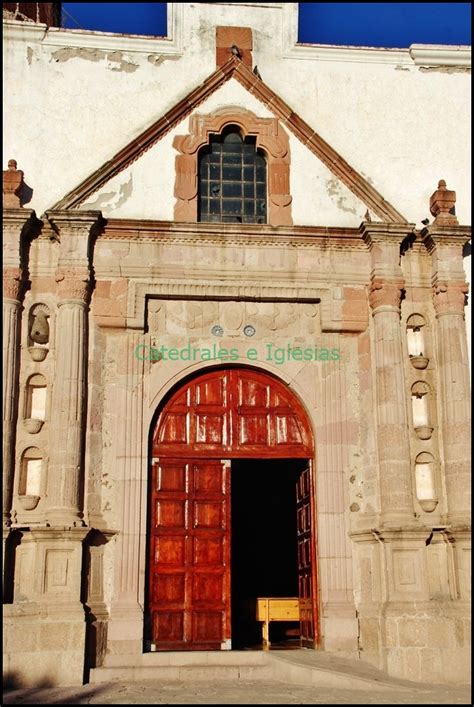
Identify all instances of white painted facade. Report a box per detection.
[3,3,471,225]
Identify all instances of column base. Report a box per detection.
[320,601,359,654]
[106,601,144,657]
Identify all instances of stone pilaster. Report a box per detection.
[422,223,471,527]
[361,223,417,527]
[106,332,146,657]
[44,211,102,527]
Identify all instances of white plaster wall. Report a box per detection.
[3,2,470,227]
[81,77,370,226]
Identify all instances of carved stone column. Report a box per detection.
[3,207,37,532]
[3,267,23,529]
[362,223,417,526]
[45,211,102,527]
[422,184,471,527]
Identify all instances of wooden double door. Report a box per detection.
[149,368,318,650]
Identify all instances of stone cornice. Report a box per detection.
[46,210,103,273]
[421,225,471,253]
[409,44,471,68]
[3,5,184,54]
[360,221,416,249]
[45,209,104,232]
[101,218,368,249]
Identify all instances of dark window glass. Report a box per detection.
[198,127,267,224]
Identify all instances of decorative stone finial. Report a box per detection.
[429,179,458,225]
[3,159,24,208]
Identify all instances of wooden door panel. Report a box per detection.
[192,536,224,565]
[296,462,318,648]
[150,458,231,650]
[152,368,313,458]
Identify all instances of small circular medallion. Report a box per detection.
[211,325,224,337]
[243,325,256,337]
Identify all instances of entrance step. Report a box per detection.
[90,651,273,684]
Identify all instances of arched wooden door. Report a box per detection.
[149,367,317,650]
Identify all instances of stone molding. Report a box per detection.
[100,218,367,249]
[173,108,292,226]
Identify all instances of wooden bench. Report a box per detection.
[256,597,300,649]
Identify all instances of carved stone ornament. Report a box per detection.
[3,267,24,301]
[55,268,91,302]
[173,108,292,226]
[3,159,24,208]
[429,180,458,226]
[368,277,405,311]
[30,310,50,344]
[432,280,469,316]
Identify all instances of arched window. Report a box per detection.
[198,127,267,224]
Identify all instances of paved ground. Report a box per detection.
[3,680,471,704]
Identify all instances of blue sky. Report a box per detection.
[62,3,471,47]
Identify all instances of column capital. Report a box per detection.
[368,276,405,312]
[3,266,25,302]
[55,266,92,304]
[432,280,469,316]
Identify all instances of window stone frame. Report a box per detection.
[173,108,292,226]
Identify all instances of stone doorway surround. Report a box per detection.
[105,354,359,662]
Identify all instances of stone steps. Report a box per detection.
[90,651,273,683]
[90,649,414,690]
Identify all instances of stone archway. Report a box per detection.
[148,366,318,650]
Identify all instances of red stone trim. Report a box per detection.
[173,108,292,226]
[216,26,252,68]
[50,57,406,224]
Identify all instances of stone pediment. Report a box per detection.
[50,55,407,226]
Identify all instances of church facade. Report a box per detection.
[3,3,471,687]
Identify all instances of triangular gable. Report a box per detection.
[51,56,407,223]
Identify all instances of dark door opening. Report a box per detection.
[231,458,308,649]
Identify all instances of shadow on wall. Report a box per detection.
[3,671,108,704]
[19,180,34,206]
